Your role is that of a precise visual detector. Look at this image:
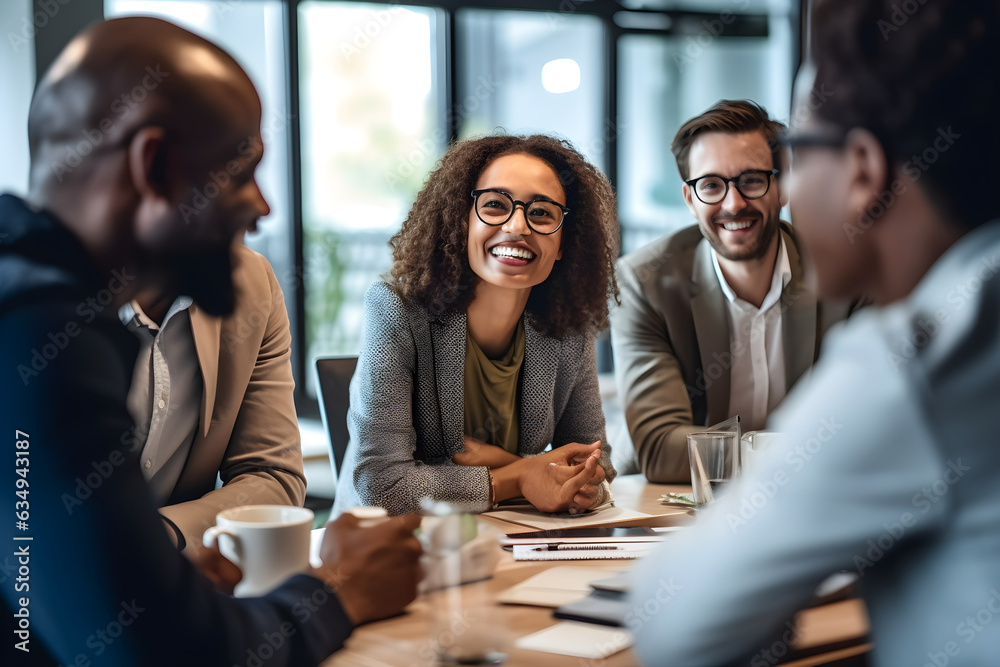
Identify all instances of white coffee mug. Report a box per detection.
[203,505,314,597]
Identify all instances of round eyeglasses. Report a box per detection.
[685,169,779,205]
[471,189,569,235]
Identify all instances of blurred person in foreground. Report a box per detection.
[333,134,619,516]
[630,1,1000,665]
[0,17,420,666]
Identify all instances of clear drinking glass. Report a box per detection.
[421,500,507,665]
[740,430,780,475]
[687,432,739,506]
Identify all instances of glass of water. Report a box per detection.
[740,431,780,475]
[687,432,739,507]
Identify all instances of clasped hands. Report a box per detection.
[453,435,606,514]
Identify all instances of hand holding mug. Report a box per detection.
[311,513,423,626]
[202,505,313,597]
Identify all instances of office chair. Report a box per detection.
[314,356,358,483]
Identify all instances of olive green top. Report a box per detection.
[463,320,525,454]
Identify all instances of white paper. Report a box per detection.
[516,621,634,659]
[484,505,652,531]
[497,566,619,607]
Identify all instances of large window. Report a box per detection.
[298,3,442,385]
[455,9,607,169]
[105,0,797,414]
[618,17,793,252]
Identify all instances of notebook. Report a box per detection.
[553,588,630,627]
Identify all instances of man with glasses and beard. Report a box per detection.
[612,100,853,482]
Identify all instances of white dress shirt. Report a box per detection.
[712,238,792,431]
[119,297,202,505]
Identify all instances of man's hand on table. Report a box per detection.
[311,513,423,626]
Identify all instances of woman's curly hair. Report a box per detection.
[387,134,619,339]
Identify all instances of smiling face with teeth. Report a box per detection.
[682,131,783,263]
[467,153,565,297]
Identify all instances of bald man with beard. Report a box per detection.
[0,17,421,666]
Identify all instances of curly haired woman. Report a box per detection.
[332,134,620,516]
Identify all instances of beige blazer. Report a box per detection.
[610,222,853,482]
[158,245,306,547]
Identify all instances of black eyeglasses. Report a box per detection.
[471,189,569,235]
[685,169,779,205]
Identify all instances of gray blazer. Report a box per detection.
[610,222,852,482]
[333,281,616,516]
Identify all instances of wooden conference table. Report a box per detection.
[320,475,871,666]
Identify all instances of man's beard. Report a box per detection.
[703,208,780,262]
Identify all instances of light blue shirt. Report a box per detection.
[630,221,1000,666]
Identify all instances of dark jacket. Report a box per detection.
[0,194,350,667]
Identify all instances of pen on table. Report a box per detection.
[529,544,620,551]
